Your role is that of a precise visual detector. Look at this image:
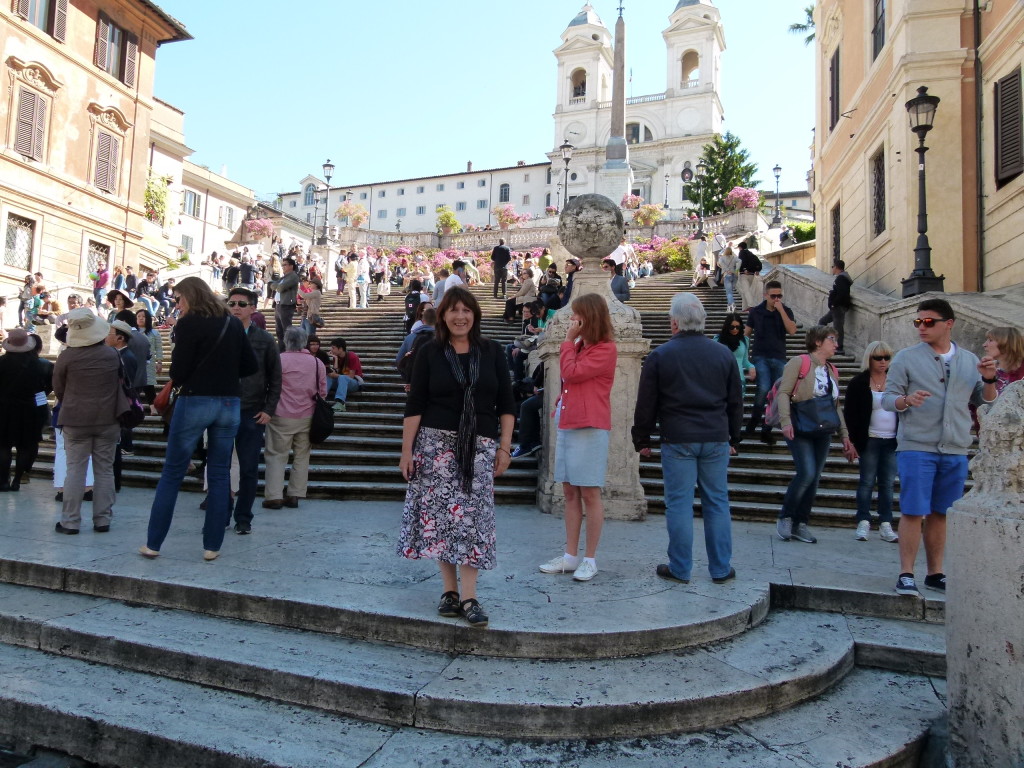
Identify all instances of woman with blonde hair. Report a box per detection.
[980,326,1024,395]
[139,276,257,561]
[539,293,617,582]
[843,341,899,543]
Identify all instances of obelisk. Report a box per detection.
[596,4,635,201]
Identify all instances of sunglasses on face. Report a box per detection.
[768,293,783,299]
[729,324,742,329]
[913,317,945,328]
[227,301,250,308]
[871,355,891,361]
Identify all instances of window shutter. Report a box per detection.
[95,131,112,190]
[124,33,138,87]
[217,206,224,227]
[33,95,46,160]
[14,89,36,157]
[94,15,109,70]
[53,0,68,42]
[106,135,120,193]
[995,68,1023,185]
[14,0,30,19]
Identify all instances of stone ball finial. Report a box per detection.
[557,194,624,264]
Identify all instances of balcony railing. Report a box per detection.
[568,96,586,105]
[681,78,700,90]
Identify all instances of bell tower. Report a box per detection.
[662,0,725,135]
[552,5,613,153]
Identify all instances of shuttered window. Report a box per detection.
[995,67,1023,188]
[94,130,120,193]
[14,0,66,42]
[14,88,47,161]
[94,12,139,87]
[829,48,841,132]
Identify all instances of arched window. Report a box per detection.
[303,184,316,206]
[681,50,700,88]
[626,123,654,144]
[570,68,587,100]
[499,183,511,203]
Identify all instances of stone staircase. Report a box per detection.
[33,271,904,526]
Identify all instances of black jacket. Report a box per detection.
[632,332,744,449]
[239,325,282,415]
[170,314,258,397]
[491,244,511,269]
[842,370,873,454]
[738,248,762,275]
[827,272,853,309]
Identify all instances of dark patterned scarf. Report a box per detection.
[443,343,480,492]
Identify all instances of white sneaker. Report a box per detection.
[879,522,899,543]
[572,560,598,581]
[539,555,578,574]
[855,520,870,541]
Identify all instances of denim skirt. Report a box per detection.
[554,425,610,487]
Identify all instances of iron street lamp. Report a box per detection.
[663,173,670,210]
[771,164,782,227]
[319,159,334,246]
[695,160,708,236]
[901,86,945,298]
[560,140,574,206]
[556,182,563,213]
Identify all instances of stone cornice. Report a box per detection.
[87,102,133,134]
[6,56,64,96]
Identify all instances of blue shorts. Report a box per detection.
[897,451,969,517]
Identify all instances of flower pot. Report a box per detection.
[499,223,509,231]
[441,226,453,235]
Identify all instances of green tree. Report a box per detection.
[788,5,815,46]
[683,132,759,217]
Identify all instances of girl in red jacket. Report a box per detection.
[539,293,617,582]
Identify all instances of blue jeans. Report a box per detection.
[661,442,733,580]
[146,396,240,552]
[780,432,832,525]
[855,437,897,523]
[723,273,736,308]
[233,409,266,527]
[329,375,361,402]
[750,357,786,430]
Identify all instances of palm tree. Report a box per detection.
[788,5,815,46]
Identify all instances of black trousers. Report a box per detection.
[493,266,508,297]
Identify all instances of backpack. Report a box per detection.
[397,329,433,383]
[404,292,422,320]
[764,355,839,428]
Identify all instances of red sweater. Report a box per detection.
[556,339,616,430]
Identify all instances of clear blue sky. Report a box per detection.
[153,1,815,201]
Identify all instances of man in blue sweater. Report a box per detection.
[883,298,997,597]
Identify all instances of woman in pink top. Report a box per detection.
[262,327,327,509]
[538,293,617,582]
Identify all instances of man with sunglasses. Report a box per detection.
[883,298,997,597]
[227,288,281,534]
[744,280,797,443]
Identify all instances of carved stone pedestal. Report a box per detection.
[536,194,650,521]
[946,381,1024,768]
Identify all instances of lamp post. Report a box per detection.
[320,159,334,246]
[771,163,782,227]
[560,139,574,206]
[695,160,707,236]
[901,86,945,298]
[556,182,563,213]
[663,173,670,210]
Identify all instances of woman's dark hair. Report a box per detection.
[408,278,423,293]
[174,276,229,318]
[435,286,483,348]
[805,324,838,352]
[571,293,614,346]
[115,309,138,327]
[307,335,321,348]
[716,312,745,351]
[135,308,154,333]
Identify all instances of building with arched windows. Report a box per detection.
[278,2,727,230]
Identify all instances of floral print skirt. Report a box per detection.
[397,427,497,570]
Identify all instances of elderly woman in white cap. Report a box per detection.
[51,309,122,533]
[0,329,52,491]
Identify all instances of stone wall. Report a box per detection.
[946,380,1024,768]
[765,264,1024,359]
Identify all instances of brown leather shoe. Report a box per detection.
[262,499,283,510]
[283,496,300,508]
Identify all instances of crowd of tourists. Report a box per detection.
[1,246,1021,630]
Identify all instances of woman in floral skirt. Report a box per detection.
[398,286,515,628]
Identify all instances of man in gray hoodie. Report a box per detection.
[882,298,997,597]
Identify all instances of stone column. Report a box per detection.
[946,380,1024,768]
[536,194,650,521]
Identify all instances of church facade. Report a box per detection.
[278,2,727,233]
